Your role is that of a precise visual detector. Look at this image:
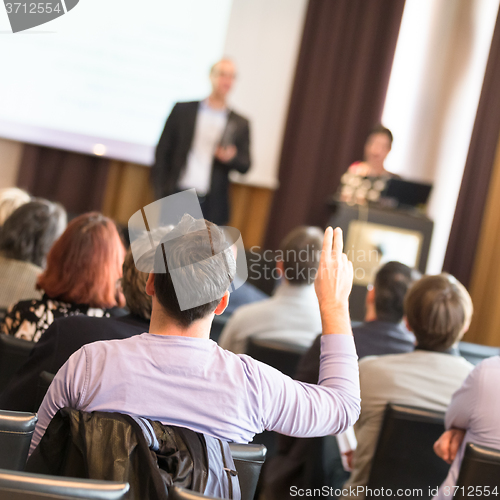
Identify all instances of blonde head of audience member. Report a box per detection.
[404,273,473,352]
[0,187,31,226]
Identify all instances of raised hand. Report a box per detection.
[433,428,466,464]
[314,227,353,335]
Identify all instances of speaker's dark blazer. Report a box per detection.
[151,101,251,225]
[0,314,148,413]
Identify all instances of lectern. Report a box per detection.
[327,200,434,321]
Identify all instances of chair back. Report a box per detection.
[0,410,37,471]
[246,338,307,378]
[169,486,221,499]
[0,469,129,500]
[454,443,500,498]
[366,404,450,499]
[229,443,267,500]
[34,371,55,412]
[0,334,33,392]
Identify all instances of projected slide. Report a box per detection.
[0,0,233,164]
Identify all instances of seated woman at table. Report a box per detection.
[1,212,126,342]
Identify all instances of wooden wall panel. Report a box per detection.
[465,135,500,346]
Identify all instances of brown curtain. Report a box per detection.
[17,144,111,216]
[443,7,500,288]
[264,0,406,250]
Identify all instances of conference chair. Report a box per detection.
[246,338,309,461]
[34,371,55,412]
[0,334,33,392]
[366,404,450,499]
[0,469,129,500]
[169,486,222,500]
[454,443,500,497]
[246,337,308,378]
[458,341,500,366]
[0,410,37,471]
[229,443,267,500]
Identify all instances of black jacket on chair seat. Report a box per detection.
[26,409,210,500]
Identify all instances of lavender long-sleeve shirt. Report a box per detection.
[434,356,500,500]
[31,332,360,455]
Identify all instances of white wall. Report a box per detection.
[382,0,500,273]
[223,0,308,189]
[0,0,308,191]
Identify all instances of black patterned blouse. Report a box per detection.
[1,294,113,343]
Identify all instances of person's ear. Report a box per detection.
[404,317,412,332]
[275,259,284,279]
[214,291,230,316]
[366,285,375,307]
[145,273,156,297]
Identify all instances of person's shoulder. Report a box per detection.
[81,332,147,356]
[228,109,249,125]
[476,355,500,370]
[175,101,200,110]
[359,351,412,372]
[7,296,47,315]
[445,353,475,372]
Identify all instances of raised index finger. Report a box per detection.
[333,227,343,257]
[322,226,334,261]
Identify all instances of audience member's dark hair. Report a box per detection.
[153,216,235,328]
[0,199,66,268]
[374,261,419,323]
[368,124,393,144]
[404,273,473,352]
[279,226,323,285]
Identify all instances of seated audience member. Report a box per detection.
[0,246,152,412]
[342,274,475,499]
[261,261,418,499]
[1,212,126,342]
[298,261,419,383]
[220,281,267,318]
[218,226,323,354]
[30,220,360,496]
[0,187,31,226]
[433,356,500,499]
[0,199,66,311]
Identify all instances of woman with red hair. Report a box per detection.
[1,212,126,342]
